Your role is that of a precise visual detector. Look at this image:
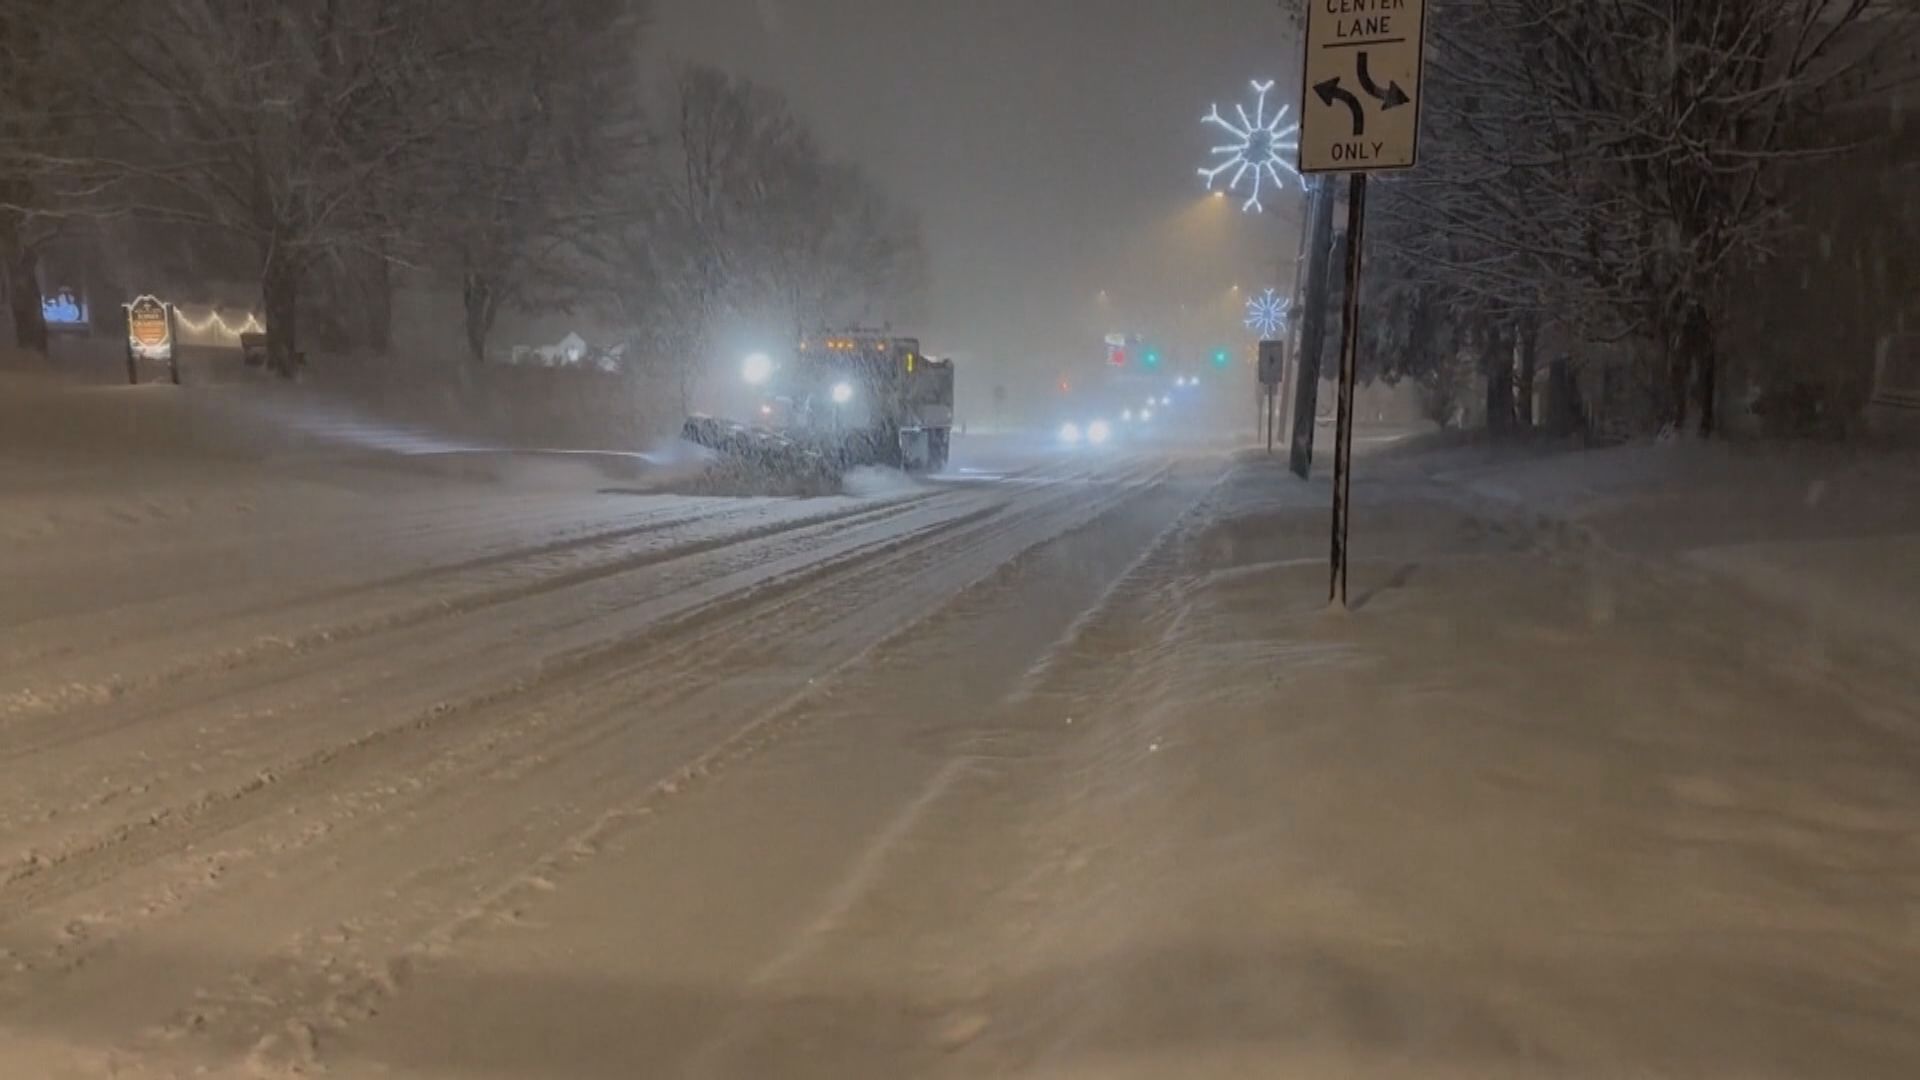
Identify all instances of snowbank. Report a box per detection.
[1431,439,1920,658]
[0,373,685,549]
[977,455,1920,1076]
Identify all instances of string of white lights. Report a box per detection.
[1199,79,1302,214]
[175,308,265,338]
[1246,289,1290,338]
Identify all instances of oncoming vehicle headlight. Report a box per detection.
[831,381,855,405]
[1087,419,1112,445]
[742,352,774,385]
[1058,421,1083,445]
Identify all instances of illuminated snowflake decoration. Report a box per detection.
[1199,80,1301,213]
[1245,289,1290,339]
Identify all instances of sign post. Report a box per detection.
[124,295,180,386]
[1298,0,1427,608]
[1289,175,1337,479]
[1329,178,1369,608]
[1259,340,1287,454]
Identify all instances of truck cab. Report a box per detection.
[762,332,953,472]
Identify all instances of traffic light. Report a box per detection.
[1143,349,1160,368]
[1212,348,1230,368]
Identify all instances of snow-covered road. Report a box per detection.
[6,401,1919,1078]
[0,425,1215,1078]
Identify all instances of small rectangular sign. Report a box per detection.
[1299,0,1428,173]
[1259,340,1287,387]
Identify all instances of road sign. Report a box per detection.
[1258,340,1288,454]
[1258,340,1286,387]
[1298,0,1428,173]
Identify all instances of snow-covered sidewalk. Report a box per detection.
[924,452,1920,1076]
[1430,440,1920,662]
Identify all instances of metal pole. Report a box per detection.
[166,304,182,385]
[1278,338,1295,452]
[1290,175,1339,478]
[1329,173,1369,610]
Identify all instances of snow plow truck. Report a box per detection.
[684,331,955,476]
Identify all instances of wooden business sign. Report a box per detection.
[125,295,174,361]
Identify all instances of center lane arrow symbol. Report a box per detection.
[1355,51,1410,110]
[1313,77,1366,137]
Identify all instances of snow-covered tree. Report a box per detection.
[1370,0,1917,435]
[84,0,460,374]
[591,66,927,410]
[417,0,651,368]
[0,0,102,358]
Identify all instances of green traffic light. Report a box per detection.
[1213,349,1230,366]
[1145,351,1160,366]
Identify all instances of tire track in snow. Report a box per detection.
[0,495,1006,945]
[195,460,1170,1073]
[0,498,724,661]
[0,458,1169,1065]
[0,495,1007,899]
[0,491,689,633]
[0,494,938,721]
[0,455,1132,887]
[327,457,1204,1080]
[0,493,945,766]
